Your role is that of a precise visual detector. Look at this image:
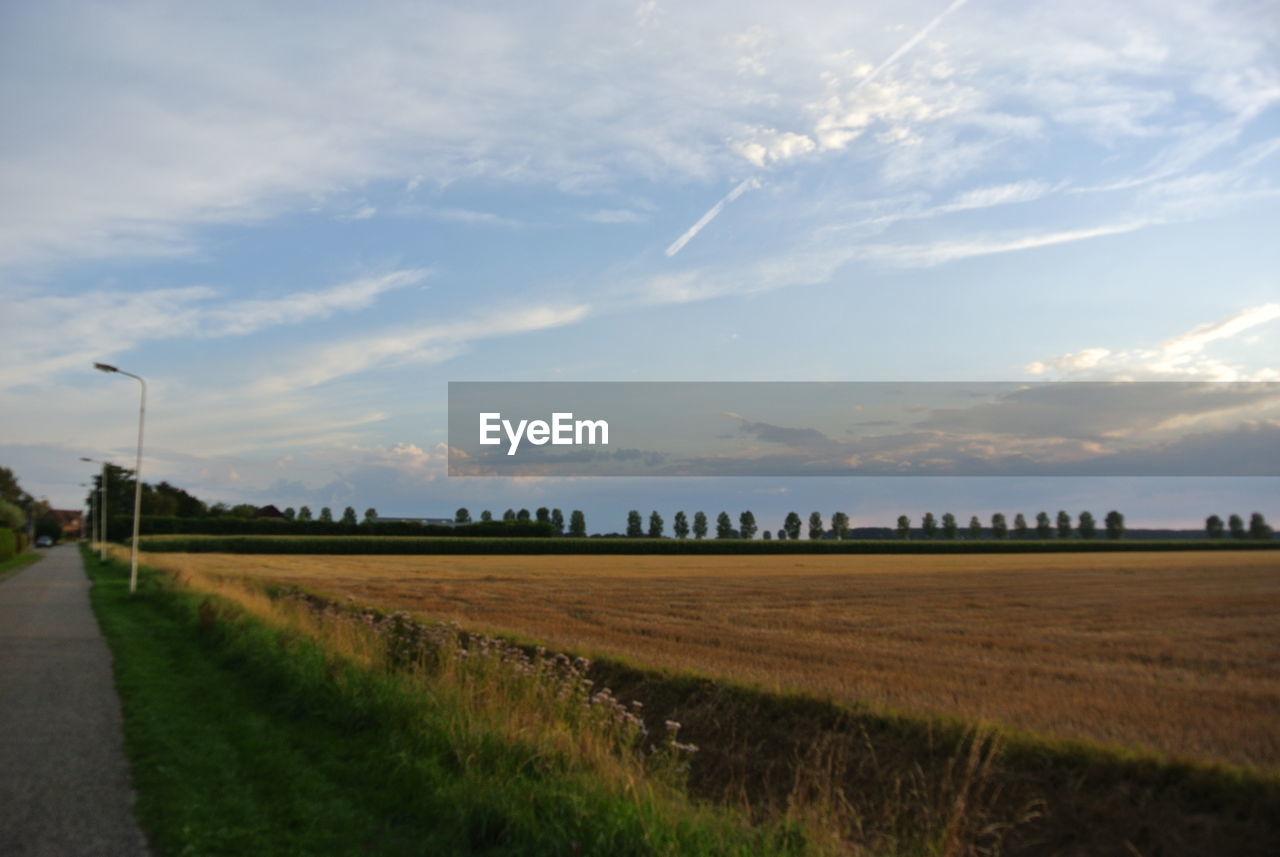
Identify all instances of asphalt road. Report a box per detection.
[0,545,150,856]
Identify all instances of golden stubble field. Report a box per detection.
[148,549,1280,770]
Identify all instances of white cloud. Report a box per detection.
[253,302,593,393]
[583,208,648,224]
[862,219,1154,268]
[1025,303,1280,381]
[0,269,426,389]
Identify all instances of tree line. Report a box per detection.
[454,508,587,537]
[607,510,1133,540]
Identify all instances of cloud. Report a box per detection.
[862,219,1154,267]
[253,302,593,393]
[1026,303,1280,380]
[583,208,648,224]
[0,269,426,390]
[664,178,760,257]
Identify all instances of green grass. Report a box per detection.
[83,548,815,857]
[137,534,1280,555]
[0,550,41,584]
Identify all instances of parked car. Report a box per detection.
[36,536,53,547]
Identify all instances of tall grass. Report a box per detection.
[89,545,820,856]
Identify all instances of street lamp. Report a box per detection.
[80,456,108,562]
[94,362,146,594]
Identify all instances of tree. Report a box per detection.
[1206,514,1224,538]
[762,530,772,540]
[1249,512,1273,540]
[693,511,708,540]
[783,512,802,541]
[648,510,664,539]
[896,515,910,540]
[831,511,849,540]
[715,512,733,539]
[967,515,982,539]
[517,508,530,521]
[319,507,333,523]
[776,529,786,540]
[297,506,313,522]
[739,510,757,540]
[1104,510,1124,540]
[1035,511,1051,538]
[991,513,1007,539]
[626,510,643,538]
[0,466,31,507]
[1013,513,1028,538]
[456,507,472,524]
[503,509,516,521]
[941,513,957,540]
[922,512,937,539]
[808,512,824,540]
[1078,510,1096,539]
[536,507,550,524]
[341,506,358,526]
[1056,510,1071,539]
[569,510,586,537]
[1228,513,1245,539]
[480,510,493,522]
[0,498,25,530]
[284,507,296,521]
[551,508,565,534]
[673,511,689,539]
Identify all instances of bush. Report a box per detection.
[0,527,15,562]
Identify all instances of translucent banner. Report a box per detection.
[447,382,1280,476]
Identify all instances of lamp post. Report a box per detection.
[94,363,146,594]
[79,456,108,562]
[79,483,91,546]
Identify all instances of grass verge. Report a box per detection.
[0,550,41,584]
[83,547,818,857]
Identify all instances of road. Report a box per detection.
[0,545,150,856]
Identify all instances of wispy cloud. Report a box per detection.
[1026,303,1280,381]
[253,302,593,393]
[0,269,427,390]
[862,219,1154,268]
[664,178,760,257]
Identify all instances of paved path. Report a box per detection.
[0,545,150,856]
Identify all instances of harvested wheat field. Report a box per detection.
[150,549,1280,770]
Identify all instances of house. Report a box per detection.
[47,509,83,539]
[253,504,289,520]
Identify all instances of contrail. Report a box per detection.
[860,0,970,89]
[664,178,759,257]
[663,0,971,258]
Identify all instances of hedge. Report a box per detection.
[137,535,1280,556]
[0,527,15,562]
[108,515,554,541]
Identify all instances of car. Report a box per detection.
[36,536,53,547]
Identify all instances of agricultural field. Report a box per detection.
[143,549,1280,771]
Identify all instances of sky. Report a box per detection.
[2,0,1278,532]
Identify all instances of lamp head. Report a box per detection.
[93,362,119,373]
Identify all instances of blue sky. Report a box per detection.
[2,0,1278,530]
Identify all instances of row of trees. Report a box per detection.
[1206,513,1273,539]
[611,510,1134,541]
[455,508,588,537]
[899,511,1125,540]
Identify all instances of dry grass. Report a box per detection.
[138,549,1280,771]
